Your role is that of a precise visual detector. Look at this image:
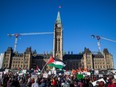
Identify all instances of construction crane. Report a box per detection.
[8,32,54,52]
[91,34,116,52]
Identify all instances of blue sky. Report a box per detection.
[0,0,116,68]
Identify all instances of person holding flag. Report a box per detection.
[47,56,65,69]
[41,56,65,73]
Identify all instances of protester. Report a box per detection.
[31,78,39,87]
[95,81,99,87]
[111,79,116,87]
[98,81,105,87]
[39,79,46,87]
[0,69,116,87]
[51,78,57,87]
[7,78,12,87]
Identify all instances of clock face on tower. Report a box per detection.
[57,24,61,27]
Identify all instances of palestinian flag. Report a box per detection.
[47,56,55,64]
[47,56,65,69]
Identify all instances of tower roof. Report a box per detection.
[56,11,61,24]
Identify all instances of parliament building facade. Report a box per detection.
[2,11,114,70]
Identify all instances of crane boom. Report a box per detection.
[20,32,53,35]
[100,36,116,43]
[8,32,54,52]
[8,32,53,36]
[91,34,116,52]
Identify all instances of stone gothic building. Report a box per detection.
[2,11,114,70]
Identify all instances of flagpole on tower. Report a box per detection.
[59,5,62,9]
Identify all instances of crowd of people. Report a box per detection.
[0,70,116,87]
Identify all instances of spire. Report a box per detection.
[56,11,61,24]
